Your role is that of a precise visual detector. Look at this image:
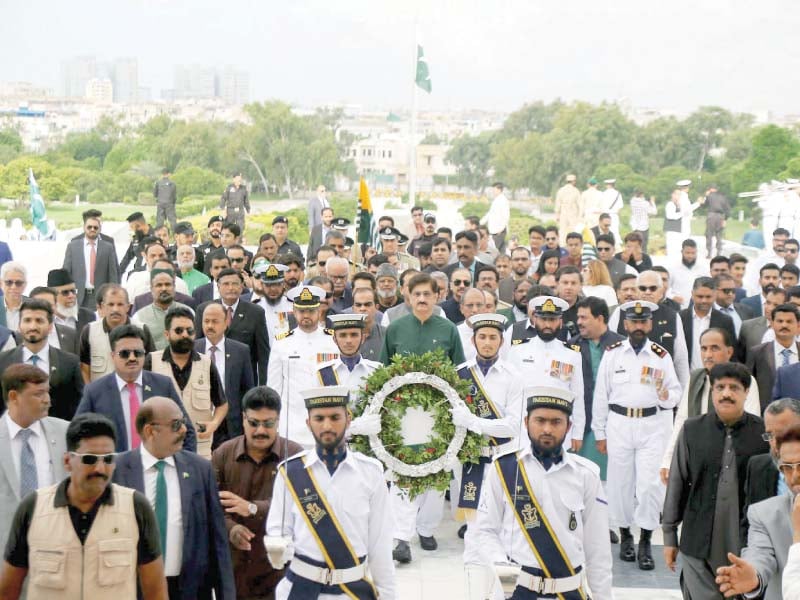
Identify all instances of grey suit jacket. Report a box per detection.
[738,316,768,363]
[307,197,324,231]
[743,493,793,600]
[62,237,120,306]
[0,416,69,548]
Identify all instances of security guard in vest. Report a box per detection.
[475,386,613,600]
[264,386,396,600]
[591,300,682,570]
[252,262,295,340]
[449,313,525,600]
[267,285,339,449]
[220,172,250,232]
[145,305,228,458]
[0,413,166,599]
[508,296,585,451]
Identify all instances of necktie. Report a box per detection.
[209,346,217,367]
[18,429,37,497]
[29,355,41,369]
[225,306,233,328]
[127,383,141,449]
[89,240,96,285]
[154,460,168,555]
[781,347,792,367]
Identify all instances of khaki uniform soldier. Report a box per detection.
[555,174,584,244]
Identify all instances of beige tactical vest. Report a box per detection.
[150,351,214,458]
[88,320,115,381]
[26,483,138,600]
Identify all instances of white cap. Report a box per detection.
[528,295,569,316]
[286,285,326,308]
[466,313,508,331]
[676,179,692,187]
[603,178,616,184]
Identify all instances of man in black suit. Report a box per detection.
[680,276,736,369]
[28,287,78,355]
[442,230,488,284]
[713,273,754,338]
[195,302,254,439]
[63,211,120,310]
[736,287,786,364]
[0,299,83,420]
[194,268,269,385]
[743,398,800,524]
[741,262,781,317]
[746,303,800,413]
[46,268,96,335]
[113,396,235,599]
[192,254,231,305]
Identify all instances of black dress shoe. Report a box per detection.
[619,528,635,562]
[419,534,438,551]
[393,541,411,563]
[458,524,467,539]
[638,529,655,570]
[609,530,619,544]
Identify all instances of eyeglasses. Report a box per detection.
[786,249,799,254]
[778,461,800,477]
[4,280,25,287]
[719,288,736,294]
[85,225,100,231]
[70,452,117,465]
[452,279,470,286]
[58,288,77,296]
[761,432,775,442]
[116,349,146,359]
[150,418,186,432]
[230,257,246,263]
[328,274,347,281]
[172,327,195,336]
[597,246,613,252]
[638,285,659,292]
[246,417,277,429]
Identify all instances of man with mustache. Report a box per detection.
[742,263,782,317]
[212,387,302,599]
[0,413,168,599]
[46,268,95,334]
[132,268,193,351]
[145,306,227,459]
[508,296,585,451]
[265,386,395,599]
[747,303,800,412]
[114,396,235,599]
[592,300,682,571]
[251,263,295,341]
[662,362,768,598]
[79,284,156,383]
[198,215,224,264]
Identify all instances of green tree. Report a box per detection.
[499,100,565,140]
[172,166,226,198]
[734,125,800,192]
[0,128,23,165]
[445,132,494,191]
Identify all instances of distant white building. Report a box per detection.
[174,65,216,100]
[216,67,250,105]
[112,58,139,104]
[85,79,113,104]
[62,55,97,98]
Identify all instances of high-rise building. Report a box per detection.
[216,67,250,105]
[174,65,216,99]
[62,55,97,98]
[85,78,113,104]
[112,58,138,103]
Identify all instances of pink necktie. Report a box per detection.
[89,241,97,285]
[127,382,141,449]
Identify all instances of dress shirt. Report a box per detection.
[4,414,53,491]
[774,341,799,368]
[4,300,20,331]
[475,446,613,598]
[670,261,710,309]
[690,310,711,370]
[141,445,183,576]
[115,373,143,450]
[204,337,226,393]
[47,328,61,350]
[629,196,657,231]
[266,450,396,600]
[83,238,96,289]
[481,193,510,235]
[716,303,742,336]
[54,314,77,330]
[22,345,50,374]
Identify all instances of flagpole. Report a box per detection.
[409,24,419,207]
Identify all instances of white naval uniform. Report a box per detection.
[475,447,613,600]
[267,450,396,600]
[252,295,294,340]
[268,327,339,448]
[457,322,511,363]
[507,336,585,446]
[314,356,381,405]
[450,358,525,565]
[591,338,681,531]
[601,188,624,249]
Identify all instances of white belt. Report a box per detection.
[481,440,517,458]
[290,556,367,585]
[516,571,582,595]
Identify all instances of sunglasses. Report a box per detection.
[786,249,799,254]
[85,225,100,231]
[4,280,25,287]
[246,417,277,429]
[719,288,736,294]
[230,257,246,263]
[116,349,146,359]
[172,326,195,336]
[58,288,77,296]
[597,246,613,252]
[150,418,186,432]
[70,452,116,465]
[452,279,470,286]
[638,285,659,292]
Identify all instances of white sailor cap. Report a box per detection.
[619,300,659,321]
[287,285,326,308]
[300,386,350,410]
[259,263,288,283]
[525,385,575,415]
[328,313,367,330]
[466,313,508,331]
[676,179,692,187]
[603,178,616,184]
[529,295,569,317]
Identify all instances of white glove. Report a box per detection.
[263,536,293,570]
[348,413,381,436]
[451,405,482,434]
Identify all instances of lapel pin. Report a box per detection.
[50,366,56,372]
[238,314,244,319]
[183,472,190,479]
[145,385,152,392]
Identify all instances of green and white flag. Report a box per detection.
[29,168,48,236]
[415,45,431,93]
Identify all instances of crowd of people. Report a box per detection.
[0,175,797,600]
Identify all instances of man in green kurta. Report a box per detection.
[380,272,465,365]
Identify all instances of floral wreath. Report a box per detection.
[349,349,484,499]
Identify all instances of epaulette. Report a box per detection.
[569,453,601,478]
[351,451,385,471]
[512,337,530,346]
[650,342,667,358]
[605,340,623,351]
[276,330,294,341]
[564,342,580,352]
[324,328,334,335]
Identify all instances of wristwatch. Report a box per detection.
[248,503,257,516]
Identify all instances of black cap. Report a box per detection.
[47,269,74,287]
[174,221,194,235]
[207,215,223,227]
[332,217,350,229]
[126,212,144,223]
[272,216,289,226]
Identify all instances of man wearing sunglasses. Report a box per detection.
[62,211,121,311]
[76,324,197,454]
[115,396,235,599]
[0,262,28,331]
[595,233,636,289]
[0,413,168,599]
[46,268,96,334]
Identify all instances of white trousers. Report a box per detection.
[391,485,445,541]
[665,231,684,259]
[606,411,671,531]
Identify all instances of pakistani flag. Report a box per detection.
[356,177,377,247]
[29,169,48,236]
[581,225,598,266]
[415,45,431,93]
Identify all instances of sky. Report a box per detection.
[1,0,798,115]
